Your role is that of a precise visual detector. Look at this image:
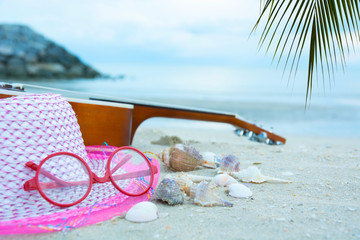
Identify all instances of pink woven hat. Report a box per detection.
[0,93,160,235]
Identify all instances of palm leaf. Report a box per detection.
[252,0,360,104]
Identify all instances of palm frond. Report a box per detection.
[252,0,360,104]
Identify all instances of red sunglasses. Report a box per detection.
[23,146,158,207]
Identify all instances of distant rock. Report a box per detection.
[0,24,101,79]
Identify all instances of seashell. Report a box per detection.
[170,172,212,194]
[228,183,253,198]
[231,166,292,183]
[125,201,158,223]
[210,174,238,187]
[152,177,184,205]
[201,152,220,169]
[219,154,240,173]
[158,147,171,167]
[185,182,233,207]
[158,143,205,172]
[171,173,195,193]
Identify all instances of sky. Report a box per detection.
[0,0,359,97]
[0,0,263,70]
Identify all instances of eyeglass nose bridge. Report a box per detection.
[92,172,111,184]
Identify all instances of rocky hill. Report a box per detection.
[0,24,100,79]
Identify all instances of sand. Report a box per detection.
[4,125,360,240]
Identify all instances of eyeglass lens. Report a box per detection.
[38,154,91,205]
[109,149,152,195]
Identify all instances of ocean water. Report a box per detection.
[6,65,360,137]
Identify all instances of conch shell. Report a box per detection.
[171,172,212,193]
[170,173,194,193]
[218,154,240,173]
[185,182,233,207]
[158,143,205,171]
[230,166,292,183]
[152,177,184,205]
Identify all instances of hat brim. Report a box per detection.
[0,154,160,235]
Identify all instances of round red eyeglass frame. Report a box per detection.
[23,146,156,207]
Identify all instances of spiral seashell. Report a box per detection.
[158,143,204,172]
[158,147,171,167]
[171,172,213,192]
[170,173,194,193]
[219,154,240,173]
[228,183,253,198]
[230,166,292,184]
[186,182,233,207]
[152,177,184,205]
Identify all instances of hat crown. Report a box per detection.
[0,93,87,220]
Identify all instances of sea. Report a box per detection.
[5,65,360,138]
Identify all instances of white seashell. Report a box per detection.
[187,182,233,207]
[201,152,220,168]
[231,166,292,184]
[211,174,238,187]
[228,183,253,198]
[125,202,158,223]
[202,152,217,163]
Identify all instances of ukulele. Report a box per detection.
[0,82,286,146]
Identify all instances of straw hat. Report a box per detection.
[0,93,159,234]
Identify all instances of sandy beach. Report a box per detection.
[1,0,359,239]
[4,123,360,240]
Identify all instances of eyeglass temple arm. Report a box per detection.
[110,153,157,176]
[110,154,132,174]
[23,161,73,191]
[111,164,158,181]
